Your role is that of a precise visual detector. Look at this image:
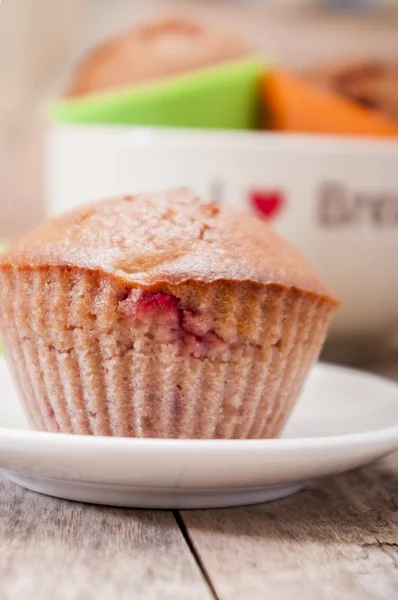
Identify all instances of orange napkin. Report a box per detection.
[264,70,398,138]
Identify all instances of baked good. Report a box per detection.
[67,17,249,97]
[0,189,338,438]
[304,60,398,122]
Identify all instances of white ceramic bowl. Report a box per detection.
[46,125,398,346]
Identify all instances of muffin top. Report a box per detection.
[304,60,398,121]
[0,189,338,303]
[67,17,249,97]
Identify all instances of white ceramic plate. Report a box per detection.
[1,358,398,509]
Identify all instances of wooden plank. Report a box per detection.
[181,453,398,600]
[0,476,212,600]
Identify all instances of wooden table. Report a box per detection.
[1,354,398,600]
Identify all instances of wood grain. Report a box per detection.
[181,453,398,600]
[0,477,212,600]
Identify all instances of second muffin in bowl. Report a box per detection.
[0,188,338,438]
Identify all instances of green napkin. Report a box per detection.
[49,59,265,130]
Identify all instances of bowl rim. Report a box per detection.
[48,123,398,154]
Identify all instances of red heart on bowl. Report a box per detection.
[249,189,285,220]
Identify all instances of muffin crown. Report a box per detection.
[67,17,249,97]
[0,188,338,303]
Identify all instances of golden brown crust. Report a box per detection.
[0,188,339,305]
[67,17,249,97]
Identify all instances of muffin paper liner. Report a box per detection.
[0,267,333,439]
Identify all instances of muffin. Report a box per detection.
[67,17,249,98]
[0,189,338,439]
[304,60,398,122]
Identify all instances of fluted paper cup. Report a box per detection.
[0,266,334,438]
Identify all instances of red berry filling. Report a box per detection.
[120,290,226,357]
